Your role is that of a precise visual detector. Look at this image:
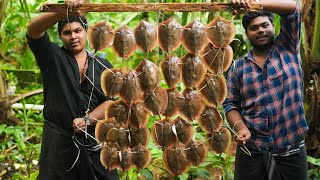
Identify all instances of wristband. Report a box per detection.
[83,115,91,126]
[232,119,242,132]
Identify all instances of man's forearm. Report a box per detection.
[226,109,246,132]
[260,0,297,15]
[87,100,113,126]
[27,12,66,39]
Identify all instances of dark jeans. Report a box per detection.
[234,144,308,180]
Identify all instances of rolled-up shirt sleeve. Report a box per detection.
[277,2,301,54]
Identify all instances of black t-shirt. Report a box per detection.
[28,33,112,134]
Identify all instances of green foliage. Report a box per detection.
[311,0,320,61]
[3,71,18,86]
[0,97,43,178]
[308,156,320,179]
[0,0,294,179]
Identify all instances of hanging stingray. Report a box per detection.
[88,21,115,53]
[158,17,182,53]
[181,20,207,55]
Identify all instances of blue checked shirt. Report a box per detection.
[223,4,308,152]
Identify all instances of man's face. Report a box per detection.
[60,22,87,54]
[246,16,275,51]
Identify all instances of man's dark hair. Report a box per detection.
[58,15,87,36]
[242,12,274,30]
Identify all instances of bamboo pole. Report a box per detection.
[40,3,263,13]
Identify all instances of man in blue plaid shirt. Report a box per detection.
[223,0,308,179]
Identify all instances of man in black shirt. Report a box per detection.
[27,0,118,179]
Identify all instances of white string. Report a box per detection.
[74,124,98,141]
[66,135,80,171]
[83,73,105,97]
[90,54,114,74]
[86,58,95,113]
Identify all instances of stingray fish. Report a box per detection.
[173,116,194,145]
[130,144,151,169]
[163,144,190,176]
[95,117,118,144]
[88,21,115,53]
[197,74,227,107]
[120,69,143,108]
[106,125,130,149]
[179,88,205,121]
[119,148,133,171]
[160,54,182,88]
[143,86,168,118]
[101,68,124,99]
[197,106,223,133]
[181,20,207,55]
[134,20,157,53]
[100,144,121,171]
[129,126,150,148]
[113,25,136,58]
[152,118,178,149]
[206,128,232,154]
[206,16,236,48]
[135,59,161,94]
[158,17,182,52]
[105,100,129,126]
[181,53,207,88]
[128,103,150,129]
[163,88,185,117]
[185,140,208,166]
[201,44,233,74]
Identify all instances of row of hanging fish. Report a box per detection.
[94,15,236,176]
[96,104,232,175]
[101,58,228,106]
[88,15,235,58]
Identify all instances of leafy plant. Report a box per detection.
[3,72,18,86]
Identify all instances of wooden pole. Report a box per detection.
[40,3,263,13]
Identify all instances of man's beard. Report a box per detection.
[251,36,275,51]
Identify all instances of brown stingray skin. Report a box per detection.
[181,53,207,88]
[158,17,182,52]
[95,117,118,144]
[101,68,124,99]
[206,16,236,48]
[163,144,190,176]
[163,88,185,117]
[160,54,182,88]
[106,126,130,149]
[113,25,136,58]
[197,74,227,107]
[128,103,150,129]
[181,20,207,55]
[119,148,133,171]
[130,144,151,169]
[129,126,150,148]
[120,69,143,106]
[143,86,168,117]
[185,140,208,166]
[197,106,223,133]
[179,88,205,121]
[134,20,157,52]
[151,118,178,149]
[105,100,129,126]
[206,128,232,154]
[100,144,121,171]
[135,59,161,94]
[200,44,233,74]
[173,116,194,145]
[88,21,115,53]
